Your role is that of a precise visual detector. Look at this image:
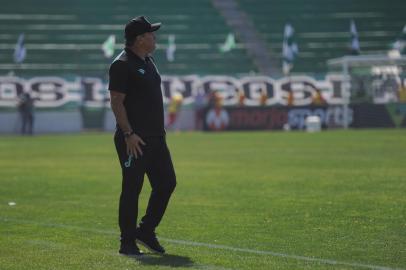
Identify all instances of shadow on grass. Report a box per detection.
[136,253,194,268]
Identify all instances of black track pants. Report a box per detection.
[114,131,176,240]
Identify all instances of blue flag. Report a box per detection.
[14,33,26,64]
[350,20,360,55]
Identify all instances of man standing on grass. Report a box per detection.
[108,16,176,256]
[18,92,35,135]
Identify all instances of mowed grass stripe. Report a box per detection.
[0,130,405,269]
[0,217,402,270]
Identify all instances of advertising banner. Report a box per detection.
[203,105,352,131]
[202,104,406,131]
[1,75,405,133]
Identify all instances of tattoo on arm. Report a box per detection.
[110,91,132,133]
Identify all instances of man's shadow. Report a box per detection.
[136,253,194,268]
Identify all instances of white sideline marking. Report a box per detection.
[1,217,404,270]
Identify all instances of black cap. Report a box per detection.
[125,16,161,44]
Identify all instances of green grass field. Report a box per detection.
[0,130,405,270]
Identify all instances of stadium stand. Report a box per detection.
[0,0,257,76]
[237,0,406,75]
[0,0,404,77]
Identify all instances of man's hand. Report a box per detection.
[125,133,146,159]
[109,90,146,158]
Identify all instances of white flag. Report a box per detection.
[388,25,406,58]
[219,33,236,53]
[166,35,176,62]
[102,35,116,58]
[282,24,298,75]
[392,25,406,53]
[14,33,26,64]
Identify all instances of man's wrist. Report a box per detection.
[123,130,134,138]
